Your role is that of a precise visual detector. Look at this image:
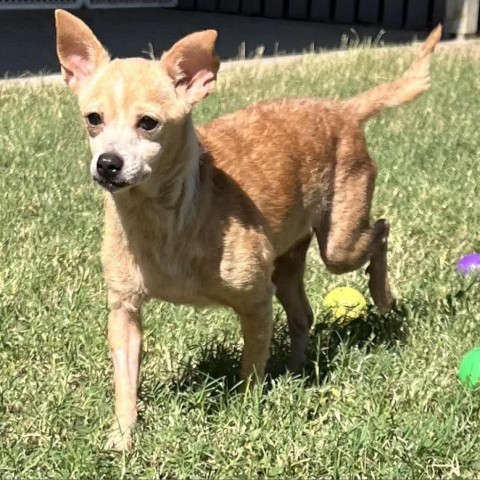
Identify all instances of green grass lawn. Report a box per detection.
[1,45,480,479]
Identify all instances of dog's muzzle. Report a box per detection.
[94,152,128,192]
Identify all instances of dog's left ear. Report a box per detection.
[160,30,220,104]
[55,9,110,92]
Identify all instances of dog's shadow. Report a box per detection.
[138,283,477,422]
[155,301,411,403]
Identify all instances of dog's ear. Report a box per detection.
[55,9,110,92]
[160,30,220,104]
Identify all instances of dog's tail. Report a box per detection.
[344,25,442,122]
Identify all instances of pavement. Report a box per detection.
[0,8,429,79]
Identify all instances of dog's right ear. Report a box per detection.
[55,10,110,92]
[160,30,220,104]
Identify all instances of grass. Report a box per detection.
[1,44,480,479]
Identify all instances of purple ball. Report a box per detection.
[456,253,480,276]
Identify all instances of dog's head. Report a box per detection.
[55,10,219,193]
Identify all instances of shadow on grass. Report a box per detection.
[140,282,479,412]
[157,301,411,401]
[270,301,410,384]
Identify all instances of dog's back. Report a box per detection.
[198,98,352,255]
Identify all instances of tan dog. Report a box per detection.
[55,10,441,450]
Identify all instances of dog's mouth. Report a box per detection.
[94,177,131,193]
[91,167,151,193]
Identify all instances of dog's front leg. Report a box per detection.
[237,296,273,390]
[105,306,142,451]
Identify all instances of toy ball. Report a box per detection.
[323,287,367,323]
[458,347,480,388]
[456,253,480,277]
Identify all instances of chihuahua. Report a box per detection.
[55,10,441,450]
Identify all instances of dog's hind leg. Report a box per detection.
[272,235,314,373]
[315,148,394,312]
[365,219,393,312]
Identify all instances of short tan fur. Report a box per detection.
[55,9,441,450]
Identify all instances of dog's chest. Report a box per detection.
[103,199,220,307]
[129,235,215,306]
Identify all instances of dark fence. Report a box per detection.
[178,0,446,30]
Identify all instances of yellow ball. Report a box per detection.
[323,287,367,323]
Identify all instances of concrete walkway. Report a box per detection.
[0,8,428,79]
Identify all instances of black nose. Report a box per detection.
[97,153,124,179]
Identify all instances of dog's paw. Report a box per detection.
[376,294,396,314]
[286,353,306,375]
[105,426,133,452]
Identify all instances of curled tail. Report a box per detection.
[344,25,442,122]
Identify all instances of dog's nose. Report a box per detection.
[97,153,124,179]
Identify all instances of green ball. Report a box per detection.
[458,347,480,388]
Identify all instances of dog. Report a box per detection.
[55,9,441,450]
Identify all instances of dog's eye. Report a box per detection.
[138,116,159,131]
[86,113,103,127]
